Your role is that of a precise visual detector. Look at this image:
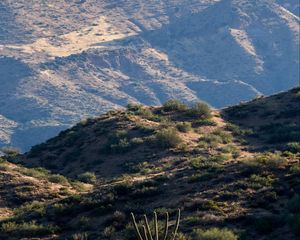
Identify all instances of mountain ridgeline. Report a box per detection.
[0,0,299,151]
[0,87,299,239]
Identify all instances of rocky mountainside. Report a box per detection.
[0,87,299,239]
[0,0,299,151]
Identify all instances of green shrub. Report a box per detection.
[13,201,46,217]
[177,122,192,132]
[208,154,230,162]
[48,174,69,184]
[71,233,89,240]
[190,158,221,171]
[0,221,58,237]
[212,130,233,144]
[248,174,275,188]
[286,142,300,153]
[193,119,217,127]
[110,138,132,153]
[130,137,144,146]
[0,162,9,171]
[103,226,116,238]
[200,134,223,148]
[154,128,182,148]
[188,102,212,119]
[225,124,254,136]
[78,172,97,184]
[191,228,238,240]
[190,157,206,169]
[1,147,20,157]
[163,99,188,112]
[106,130,135,153]
[126,103,142,112]
[249,152,287,168]
[18,167,50,179]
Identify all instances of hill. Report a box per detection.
[0,87,299,239]
[0,0,299,151]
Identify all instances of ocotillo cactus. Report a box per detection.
[130,209,181,240]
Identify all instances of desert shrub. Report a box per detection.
[290,165,300,174]
[71,233,89,240]
[200,134,223,148]
[208,154,230,162]
[221,144,240,155]
[188,102,212,119]
[190,158,221,172]
[176,122,192,132]
[48,174,69,184]
[126,103,142,112]
[77,217,92,230]
[225,123,254,136]
[212,129,233,144]
[0,162,9,171]
[1,147,20,157]
[132,186,161,198]
[130,137,144,146]
[154,128,182,148]
[285,142,300,153]
[247,174,275,189]
[191,228,237,240]
[13,201,46,218]
[103,226,116,238]
[188,172,212,183]
[248,152,287,169]
[109,130,128,143]
[135,124,155,134]
[110,138,132,153]
[18,167,50,179]
[0,221,58,237]
[106,130,136,153]
[78,172,97,184]
[193,119,217,127]
[136,108,155,119]
[190,157,206,170]
[163,99,188,112]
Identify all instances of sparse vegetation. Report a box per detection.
[163,99,188,112]
[78,172,97,183]
[153,128,182,148]
[0,88,299,239]
[176,122,192,133]
[188,102,212,119]
[191,228,238,240]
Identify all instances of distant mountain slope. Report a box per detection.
[1,87,299,239]
[0,0,299,151]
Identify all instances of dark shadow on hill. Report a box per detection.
[221,87,300,152]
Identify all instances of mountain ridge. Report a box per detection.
[0,0,299,151]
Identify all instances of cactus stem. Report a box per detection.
[143,214,154,240]
[163,212,169,240]
[131,213,144,240]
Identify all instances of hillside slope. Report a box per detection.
[0,0,299,151]
[1,87,299,240]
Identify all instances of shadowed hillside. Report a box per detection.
[0,87,299,239]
